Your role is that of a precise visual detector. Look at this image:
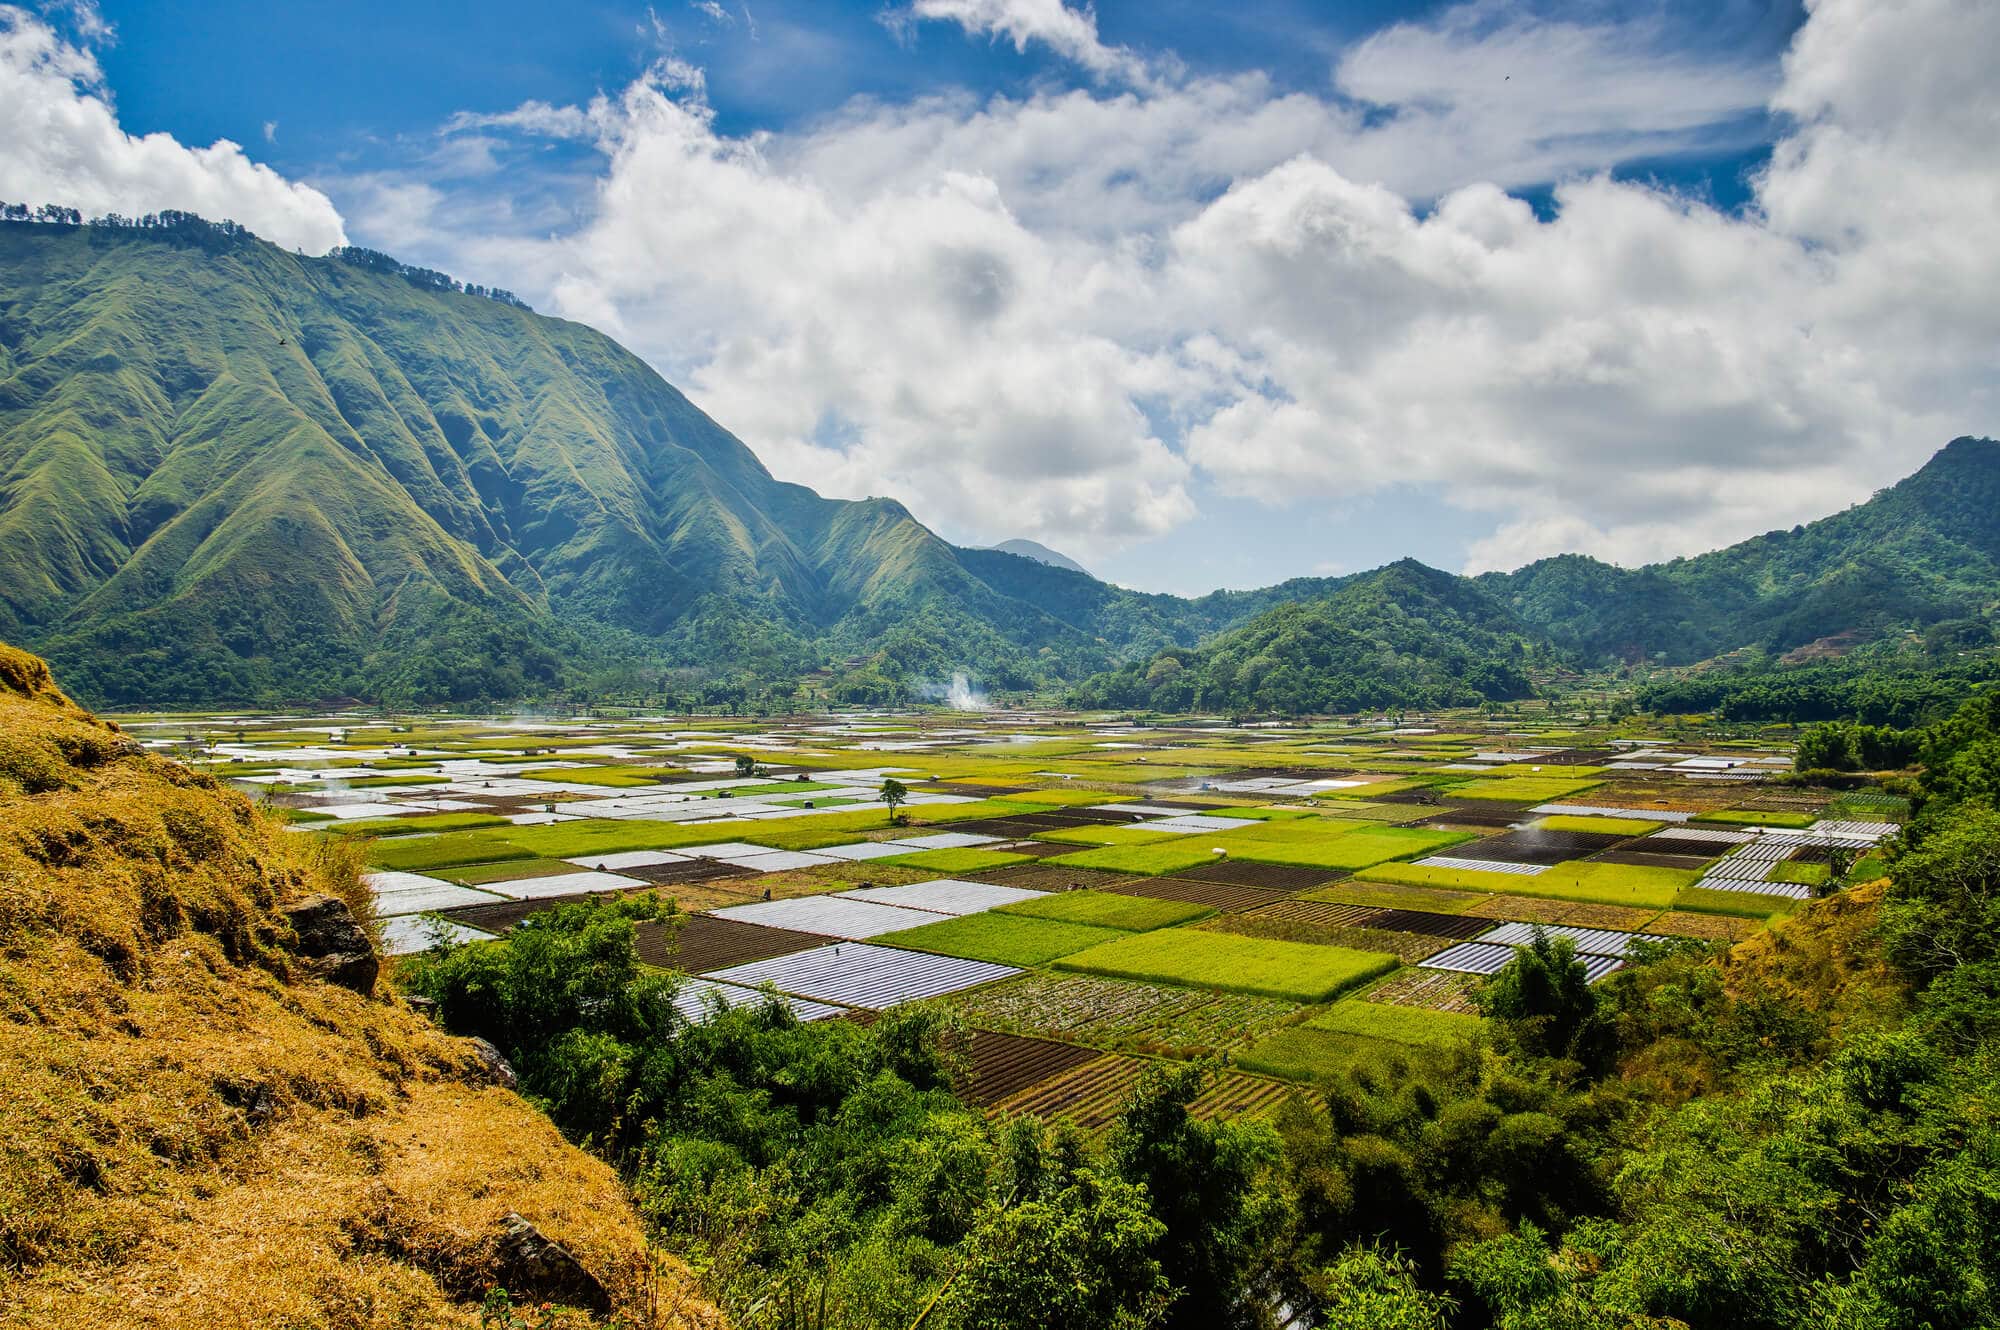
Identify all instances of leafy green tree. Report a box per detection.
[1313,1245,1454,1330]
[880,776,909,824]
[1880,802,2000,984]
[939,1122,1169,1330]
[1478,930,1614,1073]
[1108,1064,1283,1329]
[1449,1220,1642,1330]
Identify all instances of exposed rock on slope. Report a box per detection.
[0,640,720,1328]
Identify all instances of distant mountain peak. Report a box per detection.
[987,538,1090,576]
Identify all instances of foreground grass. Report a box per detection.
[0,640,711,1328]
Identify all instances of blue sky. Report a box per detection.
[96,1,1797,212]
[10,0,1989,597]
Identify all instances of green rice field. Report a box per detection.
[1055,930,1398,1003]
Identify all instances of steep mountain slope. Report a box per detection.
[1487,437,2000,663]
[0,218,1233,704]
[0,640,719,1327]
[1072,559,1547,712]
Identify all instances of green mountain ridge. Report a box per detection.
[1072,559,1549,713]
[1486,435,2000,663]
[1095,445,2000,713]
[2,214,1995,709]
[0,218,1261,704]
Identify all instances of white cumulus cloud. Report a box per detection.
[892,0,1150,85]
[380,0,1992,580]
[0,6,345,252]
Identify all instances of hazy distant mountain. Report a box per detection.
[985,538,1090,576]
[1,215,1992,709]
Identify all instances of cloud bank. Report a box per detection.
[403,0,1989,580]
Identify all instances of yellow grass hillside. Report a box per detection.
[0,642,721,1330]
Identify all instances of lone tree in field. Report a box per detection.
[733,754,756,779]
[880,777,909,824]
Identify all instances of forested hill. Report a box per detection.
[1086,440,2000,714]
[1071,560,1548,713]
[1485,436,2000,663]
[0,217,1265,705]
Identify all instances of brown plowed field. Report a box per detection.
[971,864,1148,892]
[621,859,750,886]
[992,1056,1318,1129]
[634,913,833,972]
[992,1055,1146,1131]
[1239,900,1383,929]
[1190,1072,1320,1121]
[1164,860,1336,891]
[1646,910,1761,942]
[1416,809,1522,830]
[1361,908,1496,939]
[1448,828,1633,865]
[989,838,1079,858]
[952,1030,1100,1106]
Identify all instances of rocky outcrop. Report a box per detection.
[468,1036,519,1090]
[282,894,380,996]
[493,1212,613,1314]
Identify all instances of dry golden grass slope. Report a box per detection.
[0,642,721,1329]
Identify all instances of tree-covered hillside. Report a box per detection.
[3,213,1995,710]
[1071,560,1548,713]
[1085,442,2000,715]
[1487,436,2000,664]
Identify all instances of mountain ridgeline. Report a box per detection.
[1095,438,2000,714]
[0,217,1255,704]
[0,215,1995,709]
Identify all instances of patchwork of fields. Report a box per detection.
[143,704,1898,1124]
